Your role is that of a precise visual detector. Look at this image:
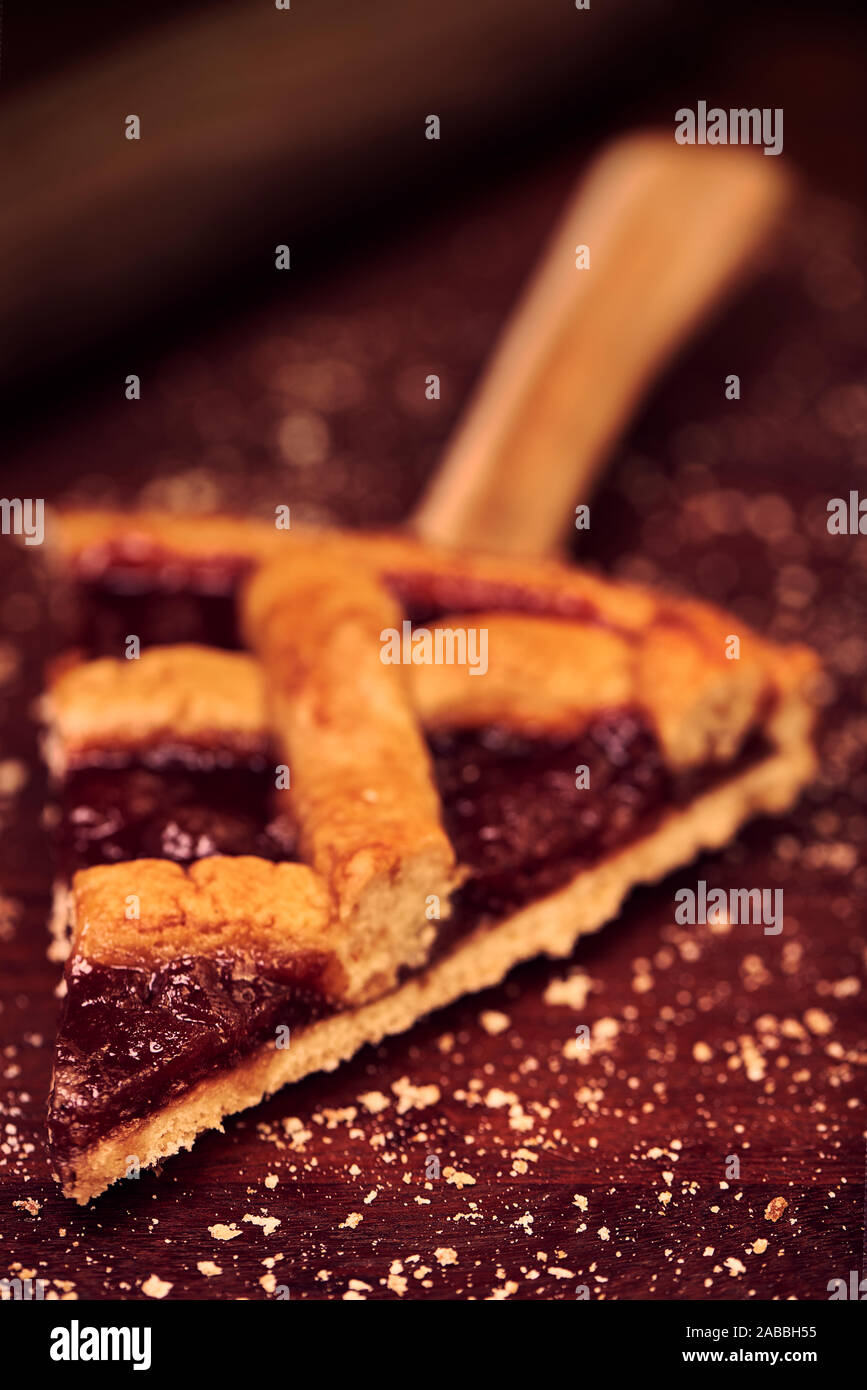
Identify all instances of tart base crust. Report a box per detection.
[57,730,814,1203]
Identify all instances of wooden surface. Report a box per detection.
[1,151,866,1302]
[413,136,790,555]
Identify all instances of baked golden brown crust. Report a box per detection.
[55,506,817,658]
[44,618,817,776]
[72,856,335,975]
[244,550,460,1002]
[45,506,822,1203]
[49,506,664,630]
[43,645,269,775]
[409,614,783,770]
[52,508,284,575]
[58,731,816,1203]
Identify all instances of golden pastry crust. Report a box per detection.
[43,645,268,775]
[44,618,818,776]
[56,726,817,1203]
[71,847,475,1013]
[53,508,820,698]
[45,507,823,1203]
[51,507,660,631]
[72,856,336,977]
[52,509,284,577]
[408,614,791,769]
[244,550,460,1002]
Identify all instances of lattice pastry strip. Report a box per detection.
[47,621,812,780]
[41,514,821,1202]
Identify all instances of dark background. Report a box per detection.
[4,0,867,470]
[0,1,864,1302]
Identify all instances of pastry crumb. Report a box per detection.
[764,1197,789,1222]
[544,972,593,1009]
[479,1009,510,1035]
[208,1223,241,1241]
[141,1274,172,1299]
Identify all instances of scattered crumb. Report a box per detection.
[479,1009,510,1035]
[487,1281,520,1300]
[804,1008,832,1036]
[387,1260,408,1297]
[484,1087,516,1109]
[141,1274,172,1299]
[243,1214,281,1236]
[392,1077,441,1114]
[357,1090,390,1115]
[764,1197,789,1223]
[208,1223,242,1242]
[543,972,593,1010]
[444,1167,476,1190]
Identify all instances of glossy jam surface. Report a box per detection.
[73,562,622,654]
[52,581,768,1162]
[386,569,609,629]
[75,580,241,655]
[50,954,330,1155]
[55,762,297,877]
[56,714,676,888]
[433,712,669,936]
[50,713,768,1161]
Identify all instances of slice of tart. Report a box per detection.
[42,512,819,1202]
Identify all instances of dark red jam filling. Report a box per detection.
[52,583,768,1160]
[433,712,664,941]
[431,714,769,945]
[71,559,630,656]
[49,712,771,1161]
[54,762,298,880]
[384,569,610,629]
[74,581,242,655]
[49,953,331,1159]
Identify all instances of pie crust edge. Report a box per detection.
[56,723,815,1203]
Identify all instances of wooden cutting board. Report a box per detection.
[0,150,864,1303]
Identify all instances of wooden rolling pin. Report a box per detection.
[412,133,791,557]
